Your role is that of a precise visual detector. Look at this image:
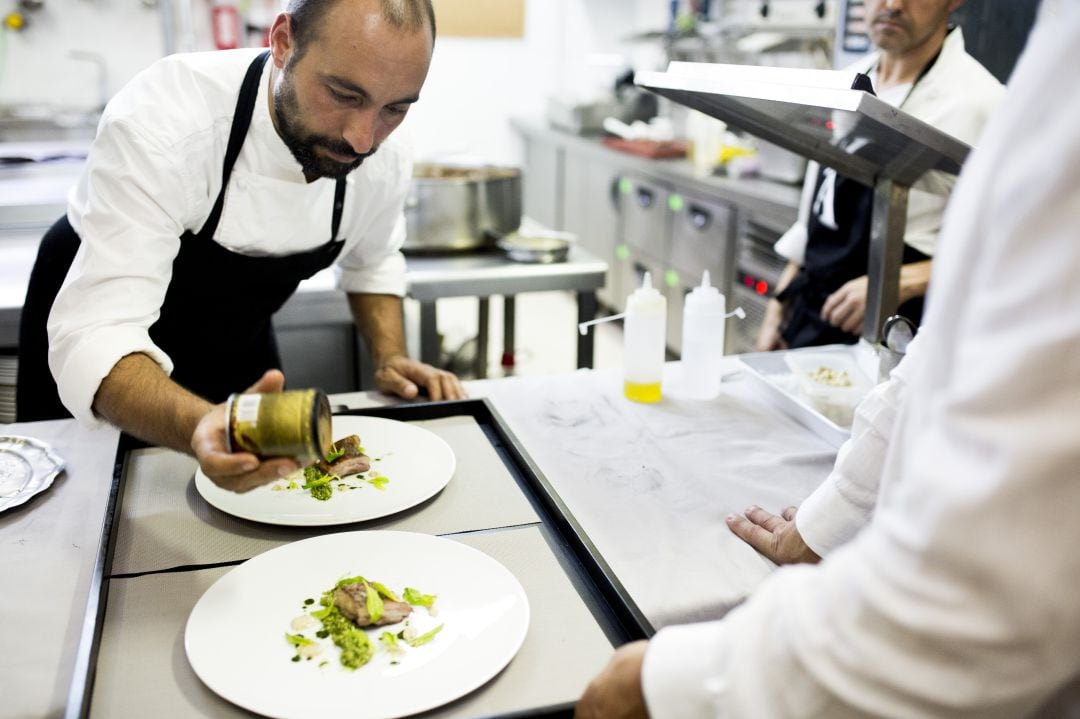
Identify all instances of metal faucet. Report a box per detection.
[68,50,109,113]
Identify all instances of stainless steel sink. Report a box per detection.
[0,108,99,143]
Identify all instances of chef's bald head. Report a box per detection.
[285,0,436,55]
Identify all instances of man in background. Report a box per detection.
[756,0,1002,350]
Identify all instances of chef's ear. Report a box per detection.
[268,12,297,70]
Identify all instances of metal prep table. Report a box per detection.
[404,246,607,377]
[278,245,608,383]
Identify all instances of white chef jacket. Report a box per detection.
[642,1,1080,715]
[773,27,1004,264]
[47,49,412,427]
[794,335,918,557]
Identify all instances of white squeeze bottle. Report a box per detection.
[680,271,727,400]
[680,271,746,400]
[623,272,667,403]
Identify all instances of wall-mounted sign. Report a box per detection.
[432,0,525,38]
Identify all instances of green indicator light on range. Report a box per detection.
[618,178,633,195]
[615,244,631,261]
[665,269,680,288]
[668,194,685,212]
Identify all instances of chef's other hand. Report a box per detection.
[727,505,821,566]
[375,354,467,402]
[755,298,788,352]
[821,275,869,335]
[190,369,300,493]
[576,640,650,719]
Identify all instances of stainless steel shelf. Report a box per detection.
[636,63,972,341]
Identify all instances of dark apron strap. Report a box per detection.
[197,50,271,239]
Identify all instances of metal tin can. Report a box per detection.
[225,389,332,460]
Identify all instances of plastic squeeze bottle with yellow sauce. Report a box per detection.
[623,272,667,403]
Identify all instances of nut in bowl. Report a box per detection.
[783,350,871,428]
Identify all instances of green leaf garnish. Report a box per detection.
[406,624,444,647]
[371,581,400,602]
[403,587,437,608]
[285,633,315,647]
[364,581,384,624]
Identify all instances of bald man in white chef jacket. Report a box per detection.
[18,0,464,492]
[576,0,1080,716]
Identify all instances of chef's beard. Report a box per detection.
[870,9,914,43]
[273,68,377,179]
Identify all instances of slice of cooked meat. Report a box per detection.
[334,582,413,627]
[314,435,371,476]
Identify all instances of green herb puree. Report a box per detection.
[319,605,374,669]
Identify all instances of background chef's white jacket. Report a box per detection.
[47,49,412,426]
[774,27,1004,265]
[642,1,1080,715]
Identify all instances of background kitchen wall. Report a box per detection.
[0,0,165,112]
[0,0,668,161]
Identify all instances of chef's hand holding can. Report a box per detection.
[190,370,312,494]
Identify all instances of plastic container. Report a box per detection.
[623,273,667,403]
[783,351,871,428]
[680,271,728,400]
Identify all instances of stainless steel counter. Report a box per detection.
[0,419,121,719]
[226,245,608,384]
[510,118,803,226]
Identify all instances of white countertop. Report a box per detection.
[338,361,838,629]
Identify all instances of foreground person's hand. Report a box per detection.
[576,640,649,719]
[190,369,300,493]
[727,505,821,566]
[375,354,467,401]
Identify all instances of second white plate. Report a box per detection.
[195,416,456,526]
[185,531,530,719]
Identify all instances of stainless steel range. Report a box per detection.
[729,213,789,354]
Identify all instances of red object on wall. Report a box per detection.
[212,3,241,50]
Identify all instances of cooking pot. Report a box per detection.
[403,163,522,253]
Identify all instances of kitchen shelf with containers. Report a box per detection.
[511,118,800,355]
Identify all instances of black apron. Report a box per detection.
[777,169,930,349]
[17,51,347,421]
[778,45,944,349]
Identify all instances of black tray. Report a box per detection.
[66,398,653,719]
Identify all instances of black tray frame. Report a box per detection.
[65,397,654,719]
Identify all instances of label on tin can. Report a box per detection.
[226,389,331,460]
[234,394,261,424]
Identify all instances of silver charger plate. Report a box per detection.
[0,436,66,512]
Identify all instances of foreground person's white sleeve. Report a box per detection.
[794,337,918,557]
[641,4,1080,716]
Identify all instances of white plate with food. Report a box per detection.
[195,416,455,526]
[0,435,66,513]
[185,530,530,719]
